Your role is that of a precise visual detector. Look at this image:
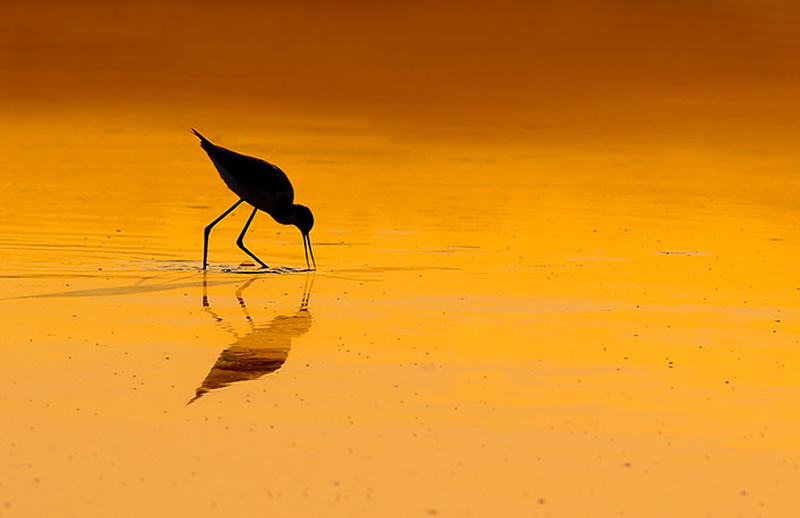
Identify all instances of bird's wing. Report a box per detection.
[202,141,294,196]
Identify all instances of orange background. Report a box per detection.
[5,1,800,131]
[2,2,800,517]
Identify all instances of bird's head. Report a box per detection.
[293,204,314,235]
[293,204,316,270]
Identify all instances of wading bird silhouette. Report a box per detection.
[192,129,316,271]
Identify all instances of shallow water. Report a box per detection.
[1,105,800,517]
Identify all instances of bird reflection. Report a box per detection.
[189,274,313,403]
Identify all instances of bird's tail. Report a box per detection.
[190,128,209,143]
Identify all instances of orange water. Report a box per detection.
[3,1,800,516]
[1,107,799,517]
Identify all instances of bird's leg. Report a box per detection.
[203,199,244,270]
[236,207,269,269]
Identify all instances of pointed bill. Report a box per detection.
[303,233,317,271]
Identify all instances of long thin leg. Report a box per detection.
[203,199,244,270]
[236,207,269,269]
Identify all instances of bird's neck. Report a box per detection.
[272,205,298,226]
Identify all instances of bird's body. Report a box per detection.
[197,133,294,216]
[192,129,316,270]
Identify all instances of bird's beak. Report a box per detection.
[303,233,317,271]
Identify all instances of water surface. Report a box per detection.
[1,110,799,517]
[4,0,800,514]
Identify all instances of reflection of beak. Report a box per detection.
[303,233,317,271]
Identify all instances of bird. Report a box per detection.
[191,129,316,271]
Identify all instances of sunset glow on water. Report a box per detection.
[2,1,800,516]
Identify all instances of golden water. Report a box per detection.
[3,1,800,515]
[1,105,799,517]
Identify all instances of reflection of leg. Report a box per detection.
[235,277,258,327]
[236,207,269,269]
[301,273,315,310]
[204,199,244,270]
[201,281,237,336]
[203,271,209,307]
